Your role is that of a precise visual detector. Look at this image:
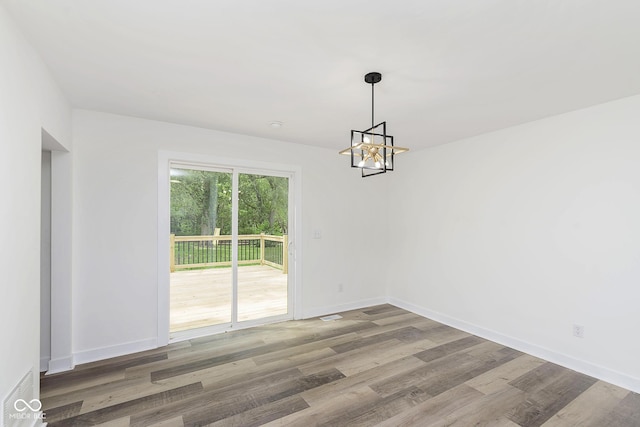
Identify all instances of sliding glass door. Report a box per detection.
[169,164,291,337]
[169,167,233,332]
[237,173,289,322]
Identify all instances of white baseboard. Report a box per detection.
[388,297,640,394]
[39,356,50,373]
[302,297,388,320]
[46,356,74,374]
[39,298,640,394]
[72,337,158,367]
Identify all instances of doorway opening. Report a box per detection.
[40,150,52,371]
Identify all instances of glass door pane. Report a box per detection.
[169,167,233,332]
[237,173,289,322]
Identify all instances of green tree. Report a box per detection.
[239,174,288,235]
[170,169,287,236]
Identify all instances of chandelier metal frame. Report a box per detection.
[339,72,408,177]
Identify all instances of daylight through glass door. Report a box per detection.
[237,173,289,322]
[169,166,290,335]
[169,167,233,332]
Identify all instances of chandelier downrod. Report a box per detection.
[364,72,381,130]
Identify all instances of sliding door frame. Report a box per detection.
[157,151,302,346]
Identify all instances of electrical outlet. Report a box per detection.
[573,324,585,338]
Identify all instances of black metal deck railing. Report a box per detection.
[170,234,287,273]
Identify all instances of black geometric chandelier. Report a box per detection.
[339,72,408,177]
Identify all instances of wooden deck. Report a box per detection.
[170,265,288,332]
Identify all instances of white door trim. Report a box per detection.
[157,150,302,347]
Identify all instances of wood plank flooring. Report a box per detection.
[170,265,288,332]
[40,305,640,426]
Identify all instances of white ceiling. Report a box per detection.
[5,0,640,151]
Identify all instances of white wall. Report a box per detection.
[40,152,52,371]
[70,110,386,360]
[387,94,640,392]
[64,97,640,394]
[0,2,70,421]
[5,0,639,398]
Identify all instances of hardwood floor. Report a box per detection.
[40,305,640,426]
